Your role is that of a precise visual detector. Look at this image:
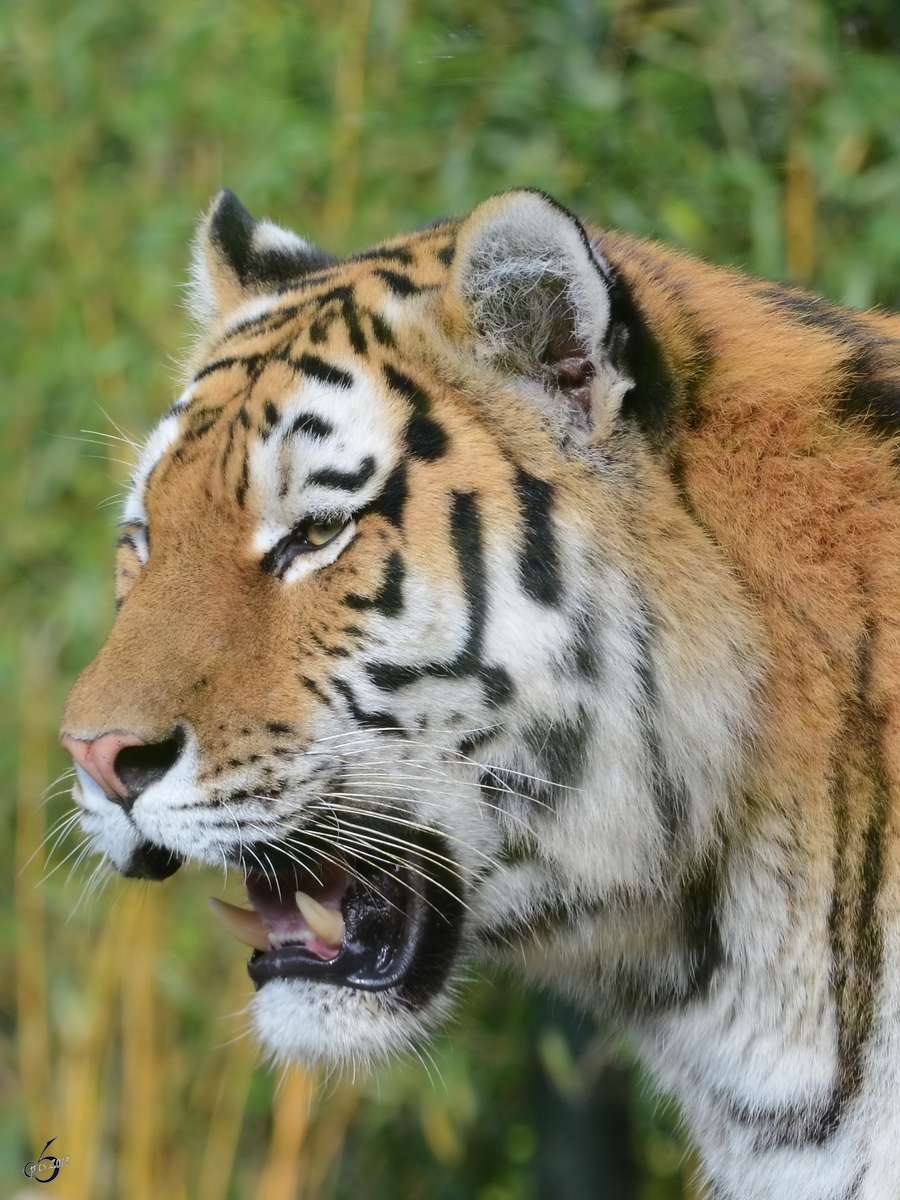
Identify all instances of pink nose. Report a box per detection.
[61,732,146,801]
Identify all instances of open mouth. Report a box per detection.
[208,828,466,1005]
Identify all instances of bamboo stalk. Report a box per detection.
[254,1064,318,1200]
[119,886,162,1200]
[197,958,260,1200]
[14,629,57,1155]
[58,901,123,1200]
[784,141,815,283]
[321,0,372,243]
[303,1079,361,1200]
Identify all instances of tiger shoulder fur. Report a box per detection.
[61,188,900,1199]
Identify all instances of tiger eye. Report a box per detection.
[307,519,346,547]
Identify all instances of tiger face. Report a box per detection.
[60,189,760,1068]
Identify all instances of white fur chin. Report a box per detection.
[251,978,448,1070]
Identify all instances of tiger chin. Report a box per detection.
[61,186,900,1198]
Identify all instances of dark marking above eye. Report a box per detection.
[290,412,333,439]
[309,456,376,491]
[383,365,426,407]
[264,401,280,426]
[406,415,448,460]
[343,302,367,354]
[195,356,241,382]
[374,269,422,297]
[437,242,455,266]
[361,461,407,528]
[383,365,448,460]
[352,246,414,265]
[298,354,354,390]
[369,313,395,346]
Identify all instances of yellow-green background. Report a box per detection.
[3,1,900,1197]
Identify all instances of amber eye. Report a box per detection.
[261,515,351,578]
[306,518,347,547]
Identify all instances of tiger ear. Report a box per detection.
[449,190,630,437]
[189,189,334,328]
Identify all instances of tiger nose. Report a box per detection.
[61,729,185,811]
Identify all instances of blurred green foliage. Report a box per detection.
[2,0,899,1197]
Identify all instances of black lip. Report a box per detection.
[246,832,465,1007]
[123,839,183,880]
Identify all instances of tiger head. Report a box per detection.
[60,190,759,1067]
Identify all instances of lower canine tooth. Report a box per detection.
[208,897,270,952]
[295,891,345,948]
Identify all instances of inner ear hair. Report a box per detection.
[452,190,615,438]
[536,281,598,433]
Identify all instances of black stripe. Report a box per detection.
[678,846,725,1000]
[290,412,333,439]
[374,269,422,297]
[330,678,406,736]
[343,301,367,354]
[383,365,448,460]
[523,706,590,795]
[824,620,890,1139]
[362,461,407,528]
[635,615,689,842]
[264,401,280,426]
[479,665,514,707]
[346,551,405,617]
[448,490,487,664]
[478,894,577,949]
[301,676,333,707]
[365,492,514,708]
[406,415,448,460]
[183,405,224,442]
[514,468,561,606]
[236,449,249,508]
[298,353,354,389]
[195,355,242,382]
[351,246,414,265]
[837,346,900,439]
[760,285,900,439]
[309,456,376,491]
[369,312,395,346]
[569,612,601,679]
[383,365,426,406]
[437,242,455,266]
[603,264,679,443]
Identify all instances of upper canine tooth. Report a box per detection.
[295,891,345,948]
[208,897,270,952]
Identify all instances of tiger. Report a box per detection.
[60,186,900,1198]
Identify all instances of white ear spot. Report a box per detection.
[185,190,334,333]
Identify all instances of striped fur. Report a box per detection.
[61,189,900,1198]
